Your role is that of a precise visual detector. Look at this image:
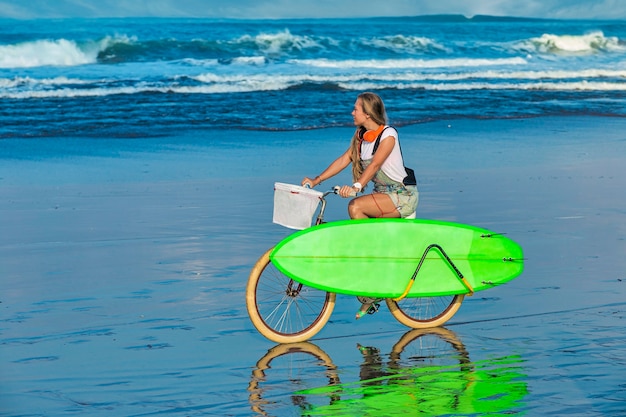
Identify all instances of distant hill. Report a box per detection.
[366,14,550,22]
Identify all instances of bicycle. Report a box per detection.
[246,186,465,344]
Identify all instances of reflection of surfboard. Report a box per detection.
[299,353,528,416]
[270,219,523,298]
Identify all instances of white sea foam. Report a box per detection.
[180,58,220,67]
[363,68,626,82]
[365,35,451,54]
[233,29,322,55]
[0,39,95,68]
[0,35,135,68]
[289,57,528,69]
[4,56,626,99]
[341,80,626,92]
[192,68,626,86]
[517,31,626,54]
[193,72,347,85]
[0,76,92,88]
[4,76,626,99]
[231,56,267,66]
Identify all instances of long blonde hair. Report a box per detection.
[350,92,388,181]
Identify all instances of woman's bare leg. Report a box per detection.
[348,193,400,219]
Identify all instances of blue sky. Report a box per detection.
[1,0,624,19]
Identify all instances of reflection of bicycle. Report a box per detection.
[247,328,467,416]
[298,328,528,416]
[246,186,464,344]
[357,327,472,388]
[388,327,470,371]
[247,342,340,416]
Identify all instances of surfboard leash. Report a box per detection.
[393,243,475,301]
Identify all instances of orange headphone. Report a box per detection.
[358,125,385,142]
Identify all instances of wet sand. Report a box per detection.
[2,117,626,416]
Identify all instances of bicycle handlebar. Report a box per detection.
[332,185,357,197]
[306,183,357,198]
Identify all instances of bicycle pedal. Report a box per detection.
[367,303,381,315]
[355,301,381,320]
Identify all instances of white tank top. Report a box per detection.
[360,126,407,183]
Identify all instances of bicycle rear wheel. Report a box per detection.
[246,248,336,344]
[386,294,464,328]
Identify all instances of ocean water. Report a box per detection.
[2,15,626,139]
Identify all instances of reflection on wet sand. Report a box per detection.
[248,342,340,416]
[249,328,528,416]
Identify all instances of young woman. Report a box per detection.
[302,92,418,219]
[302,92,419,319]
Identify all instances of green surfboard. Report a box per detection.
[270,218,523,298]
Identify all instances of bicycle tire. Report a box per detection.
[386,294,464,328]
[246,247,336,343]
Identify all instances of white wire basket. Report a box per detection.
[273,182,323,230]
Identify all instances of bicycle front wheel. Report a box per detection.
[246,248,336,344]
[386,294,464,329]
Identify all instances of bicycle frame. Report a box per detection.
[313,188,341,226]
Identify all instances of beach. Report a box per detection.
[2,116,626,416]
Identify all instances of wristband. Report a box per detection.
[353,182,362,192]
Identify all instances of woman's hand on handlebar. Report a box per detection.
[301,177,316,188]
[336,185,358,198]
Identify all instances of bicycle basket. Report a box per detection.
[273,182,323,230]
